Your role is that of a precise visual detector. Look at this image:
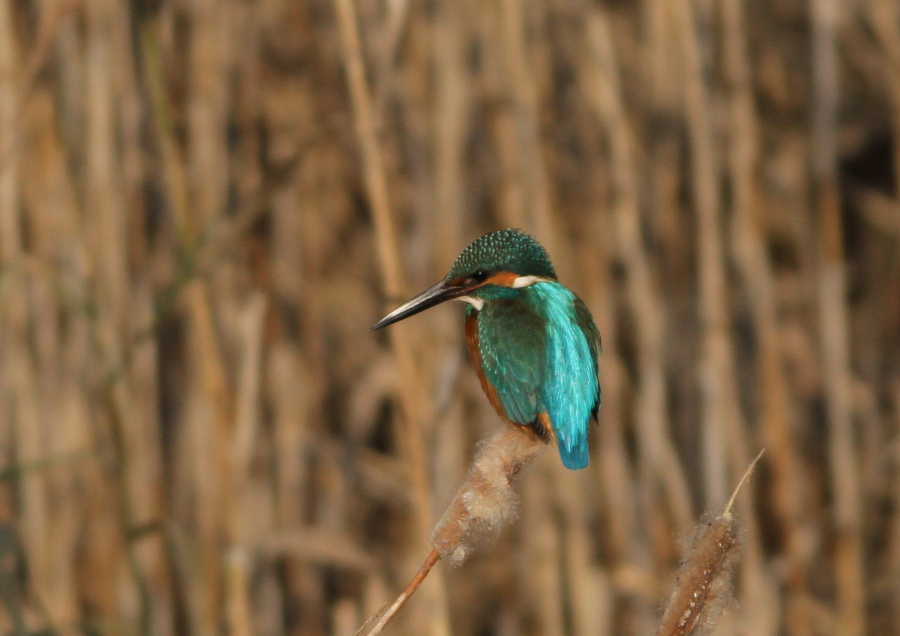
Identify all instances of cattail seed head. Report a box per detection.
[654,513,740,636]
[431,424,547,564]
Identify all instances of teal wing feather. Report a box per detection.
[529,284,600,470]
[573,295,602,419]
[475,302,546,427]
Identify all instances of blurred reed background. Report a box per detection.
[0,0,898,635]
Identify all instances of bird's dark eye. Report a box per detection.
[468,269,490,284]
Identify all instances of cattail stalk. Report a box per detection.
[356,425,548,636]
[356,549,440,636]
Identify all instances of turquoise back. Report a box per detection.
[472,281,600,469]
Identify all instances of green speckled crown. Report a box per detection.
[446,229,557,281]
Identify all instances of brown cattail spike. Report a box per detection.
[655,515,739,636]
[655,450,764,636]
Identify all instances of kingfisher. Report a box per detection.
[372,229,601,469]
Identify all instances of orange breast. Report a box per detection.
[465,313,509,424]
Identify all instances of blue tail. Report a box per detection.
[558,438,589,470]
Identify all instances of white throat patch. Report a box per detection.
[456,296,485,310]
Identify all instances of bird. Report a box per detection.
[372,228,601,470]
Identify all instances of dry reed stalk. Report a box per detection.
[556,460,615,636]
[642,0,681,115]
[263,64,317,622]
[432,0,466,269]
[85,4,178,632]
[226,547,253,636]
[890,384,900,635]
[3,280,47,620]
[137,12,220,633]
[269,340,309,469]
[717,2,791,636]
[530,42,610,626]
[670,5,779,636]
[497,0,560,259]
[669,0,730,511]
[268,345,310,526]
[0,0,20,301]
[19,89,83,632]
[332,0,405,297]
[144,2,245,631]
[579,172,638,557]
[184,13,241,627]
[333,0,449,634]
[138,11,191,249]
[85,0,127,332]
[583,6,694,539]
[282,113,357,634]
[587,17,689,626]
[188,0,231,232]
[333,0,428,530]
[520,466,566,636]
[227,293,267,636]
[655,451,763,636]
[720,1,808,634]
[491,103,528,230]
[232,293,268,479]
[811,2,866,635]
[853,188,900,237]
[185,280,235,635]
[560,109,618,636]
[0,0,18,539]
[0,0,55,628]
[0,0,75,176]
[483,0,525,232]
[333,598,361,636]
[579,22,656,635]
[108,9,174,625]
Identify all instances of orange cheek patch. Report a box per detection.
[485,271,519,287]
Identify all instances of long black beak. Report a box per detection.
[372,281,468,330]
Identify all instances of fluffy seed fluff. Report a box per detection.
[431,424,547,564]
